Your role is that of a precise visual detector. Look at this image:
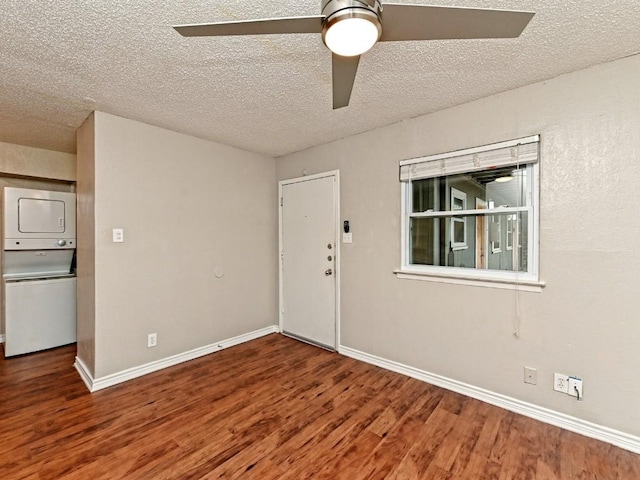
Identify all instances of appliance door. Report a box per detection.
[3,250,75,278]
[4,276,76,357]
[3,187,76,249]
[18,197,66,233]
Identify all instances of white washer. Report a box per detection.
[4,276,76,357]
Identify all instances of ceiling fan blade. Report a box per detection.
[332,54,360,109]
[174,16,324,37]
[380,4,534,42]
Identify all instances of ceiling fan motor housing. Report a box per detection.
[321,0,383,18]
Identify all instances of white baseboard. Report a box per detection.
[75,325,279,393]
[0,334,5,344]
[339,345,640,454]
[74,355,94,391]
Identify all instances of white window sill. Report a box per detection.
[393,269,546,292]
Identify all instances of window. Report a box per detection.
[506,215,515,251]
[450,188,467,250]
[490,215,502,254]
[399,136,540,283]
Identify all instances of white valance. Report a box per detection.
[400,135,539,182]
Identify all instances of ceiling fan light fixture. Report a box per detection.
[322,9,382,57]
[495,175,514,183]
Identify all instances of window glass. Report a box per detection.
[404,163,536,279]
[411,165,530,213]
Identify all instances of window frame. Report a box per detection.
[399,137,541,285]
[506,215,514,251]
[490,214,502,254]
[450,187,468,251]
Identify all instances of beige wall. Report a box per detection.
[0,141,76,181]
[76,113,96,375]
[78,112,277,378]
[277,54,640,436]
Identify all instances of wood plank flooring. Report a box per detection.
[1,334,638,479]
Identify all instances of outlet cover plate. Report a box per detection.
[568,377,583,399]
[524,366,537,385]
[554,373,569,393]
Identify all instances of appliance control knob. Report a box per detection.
[57,239,67,247]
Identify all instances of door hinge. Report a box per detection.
[280,197,283,207]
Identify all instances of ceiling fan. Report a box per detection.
[174,1,534,109]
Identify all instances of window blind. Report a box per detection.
[399,135,539,182]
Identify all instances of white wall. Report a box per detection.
[78,112,277,379]
[277,54,640,437]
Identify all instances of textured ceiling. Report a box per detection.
[0,0,639,157]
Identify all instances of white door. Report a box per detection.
[280,172,338,349]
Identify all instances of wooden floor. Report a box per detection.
[1,334,638,479]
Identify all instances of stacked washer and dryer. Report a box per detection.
[2,187,77,357]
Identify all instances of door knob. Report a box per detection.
[325,268,333,276]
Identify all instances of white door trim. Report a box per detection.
[278,170,341,350]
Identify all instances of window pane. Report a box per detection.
[410,212,528,272]
[484,165,529,209]
[453,219,465,243]
[411,217,438,265]
[516,211,529,272]
[411,165,531,213]
[411,178,437,213]
[486,212,529,272]
[411,216,476,268]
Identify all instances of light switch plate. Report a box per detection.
[113,228,124,243]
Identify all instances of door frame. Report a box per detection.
[278,170,341,350]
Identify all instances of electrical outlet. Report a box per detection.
[147,333,157,348]
[524,366,537,385]
[568,377,583,400]
[554,373,569,393]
